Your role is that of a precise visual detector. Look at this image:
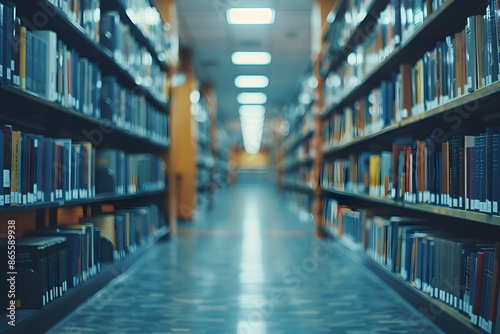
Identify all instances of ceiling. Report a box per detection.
[175,0,315,143]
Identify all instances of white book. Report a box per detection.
[32,31,58,102]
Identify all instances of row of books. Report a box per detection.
[101,76,169,144]
[95,149,165,196]
[324,0,500,123]
[116,0,170,56]
[2,21,169,143]
[0,124,166,206]
[100,11,167,103]
[284,166,315,189]
[325,0,446,60]
[0,125,96,206]
[1,3,169,109]
[325,0,373,56]
[323,12,500,149]
[322,128,500,214]
[322,151,393,198]
[285,190,313,214]
[46,0,101,43]
[323,80,395,146]
[323,199,500,333]
[0,204,162,309]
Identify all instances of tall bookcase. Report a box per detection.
[0,0,172,332]
[279,73,318,220]
[310,0,500,333]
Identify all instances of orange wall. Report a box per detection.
[230,148,271,169]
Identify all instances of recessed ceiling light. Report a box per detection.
[239,105,266,117]
[235,75,269,88]
[227,8,275,24]
[237,92,267,104]
[231,52,272,65]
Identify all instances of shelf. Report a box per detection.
[326,0,391,73]
[0,84,169,153]
[321,0,346,41]
[284,129,315,155]
[100,0,170,73]
[321,231,482,334]
[15,0,169,111]
[0,189,167,214]
[321,188,500,227]
[321,0,487,118]
[0,226,169,334]
[321,80,500,157]
[283,183,315,194]
[283,156,315,171]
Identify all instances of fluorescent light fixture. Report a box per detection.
[239,105,266,117]
[227,8,275,24]
[235,75,269,88]
[237,92,267,104]
[232,52,272,65]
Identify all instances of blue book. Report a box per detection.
[492,133,500,214]
[0,4,4,82]
[43,138,54,202]
[2,2,15,83]
[25,30,33,92]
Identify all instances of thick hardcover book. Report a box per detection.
[493,133,500,214]
[464,136,475,211]
[13,18,20,86]
[58,224,89,282]
[25,30,33,92]
[3,2,15,83]
[10,131,21,206]
[99,11,121,60]
[100,76,119,123]
[32,30,58,101]
[19,25,26,89]
[0,4,4,82]
[473,251,486,324]
[490,242,500,332]
[2,125,12,205]
[465,16,478,92]
[489,0,499,83]
[54,139,72,201]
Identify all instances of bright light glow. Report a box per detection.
[237,92,267,104]
[227,8,275,24]
[235,75,269,88]
[240,109,264,155]
[231,52,272,65]
[190,90,200,103]
[239,105,266,117]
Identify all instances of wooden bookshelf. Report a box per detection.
[0,226,169,334]
[322,187,500,227]
[15,0,169,110]
[101,0,170,73]
[321,231,482,334]
[0,84,169,152]
[321,0,487,119]
[0,0,173,330]
[306,0,500,332]
[325,0,391,73]
[284,129,314,155]
[283,156,315,172]
[322,80,500,158]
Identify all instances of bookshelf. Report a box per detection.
[280,72,319,220]
[301,0,500,332]
[0,0,172,331]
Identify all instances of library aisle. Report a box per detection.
[47,181,443,334]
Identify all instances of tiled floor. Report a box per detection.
[47,183,444,334]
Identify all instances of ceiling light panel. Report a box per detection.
[231,52,272,65]
[237,92,267,104]
[227,8,275,24]
[235,75,269,88]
